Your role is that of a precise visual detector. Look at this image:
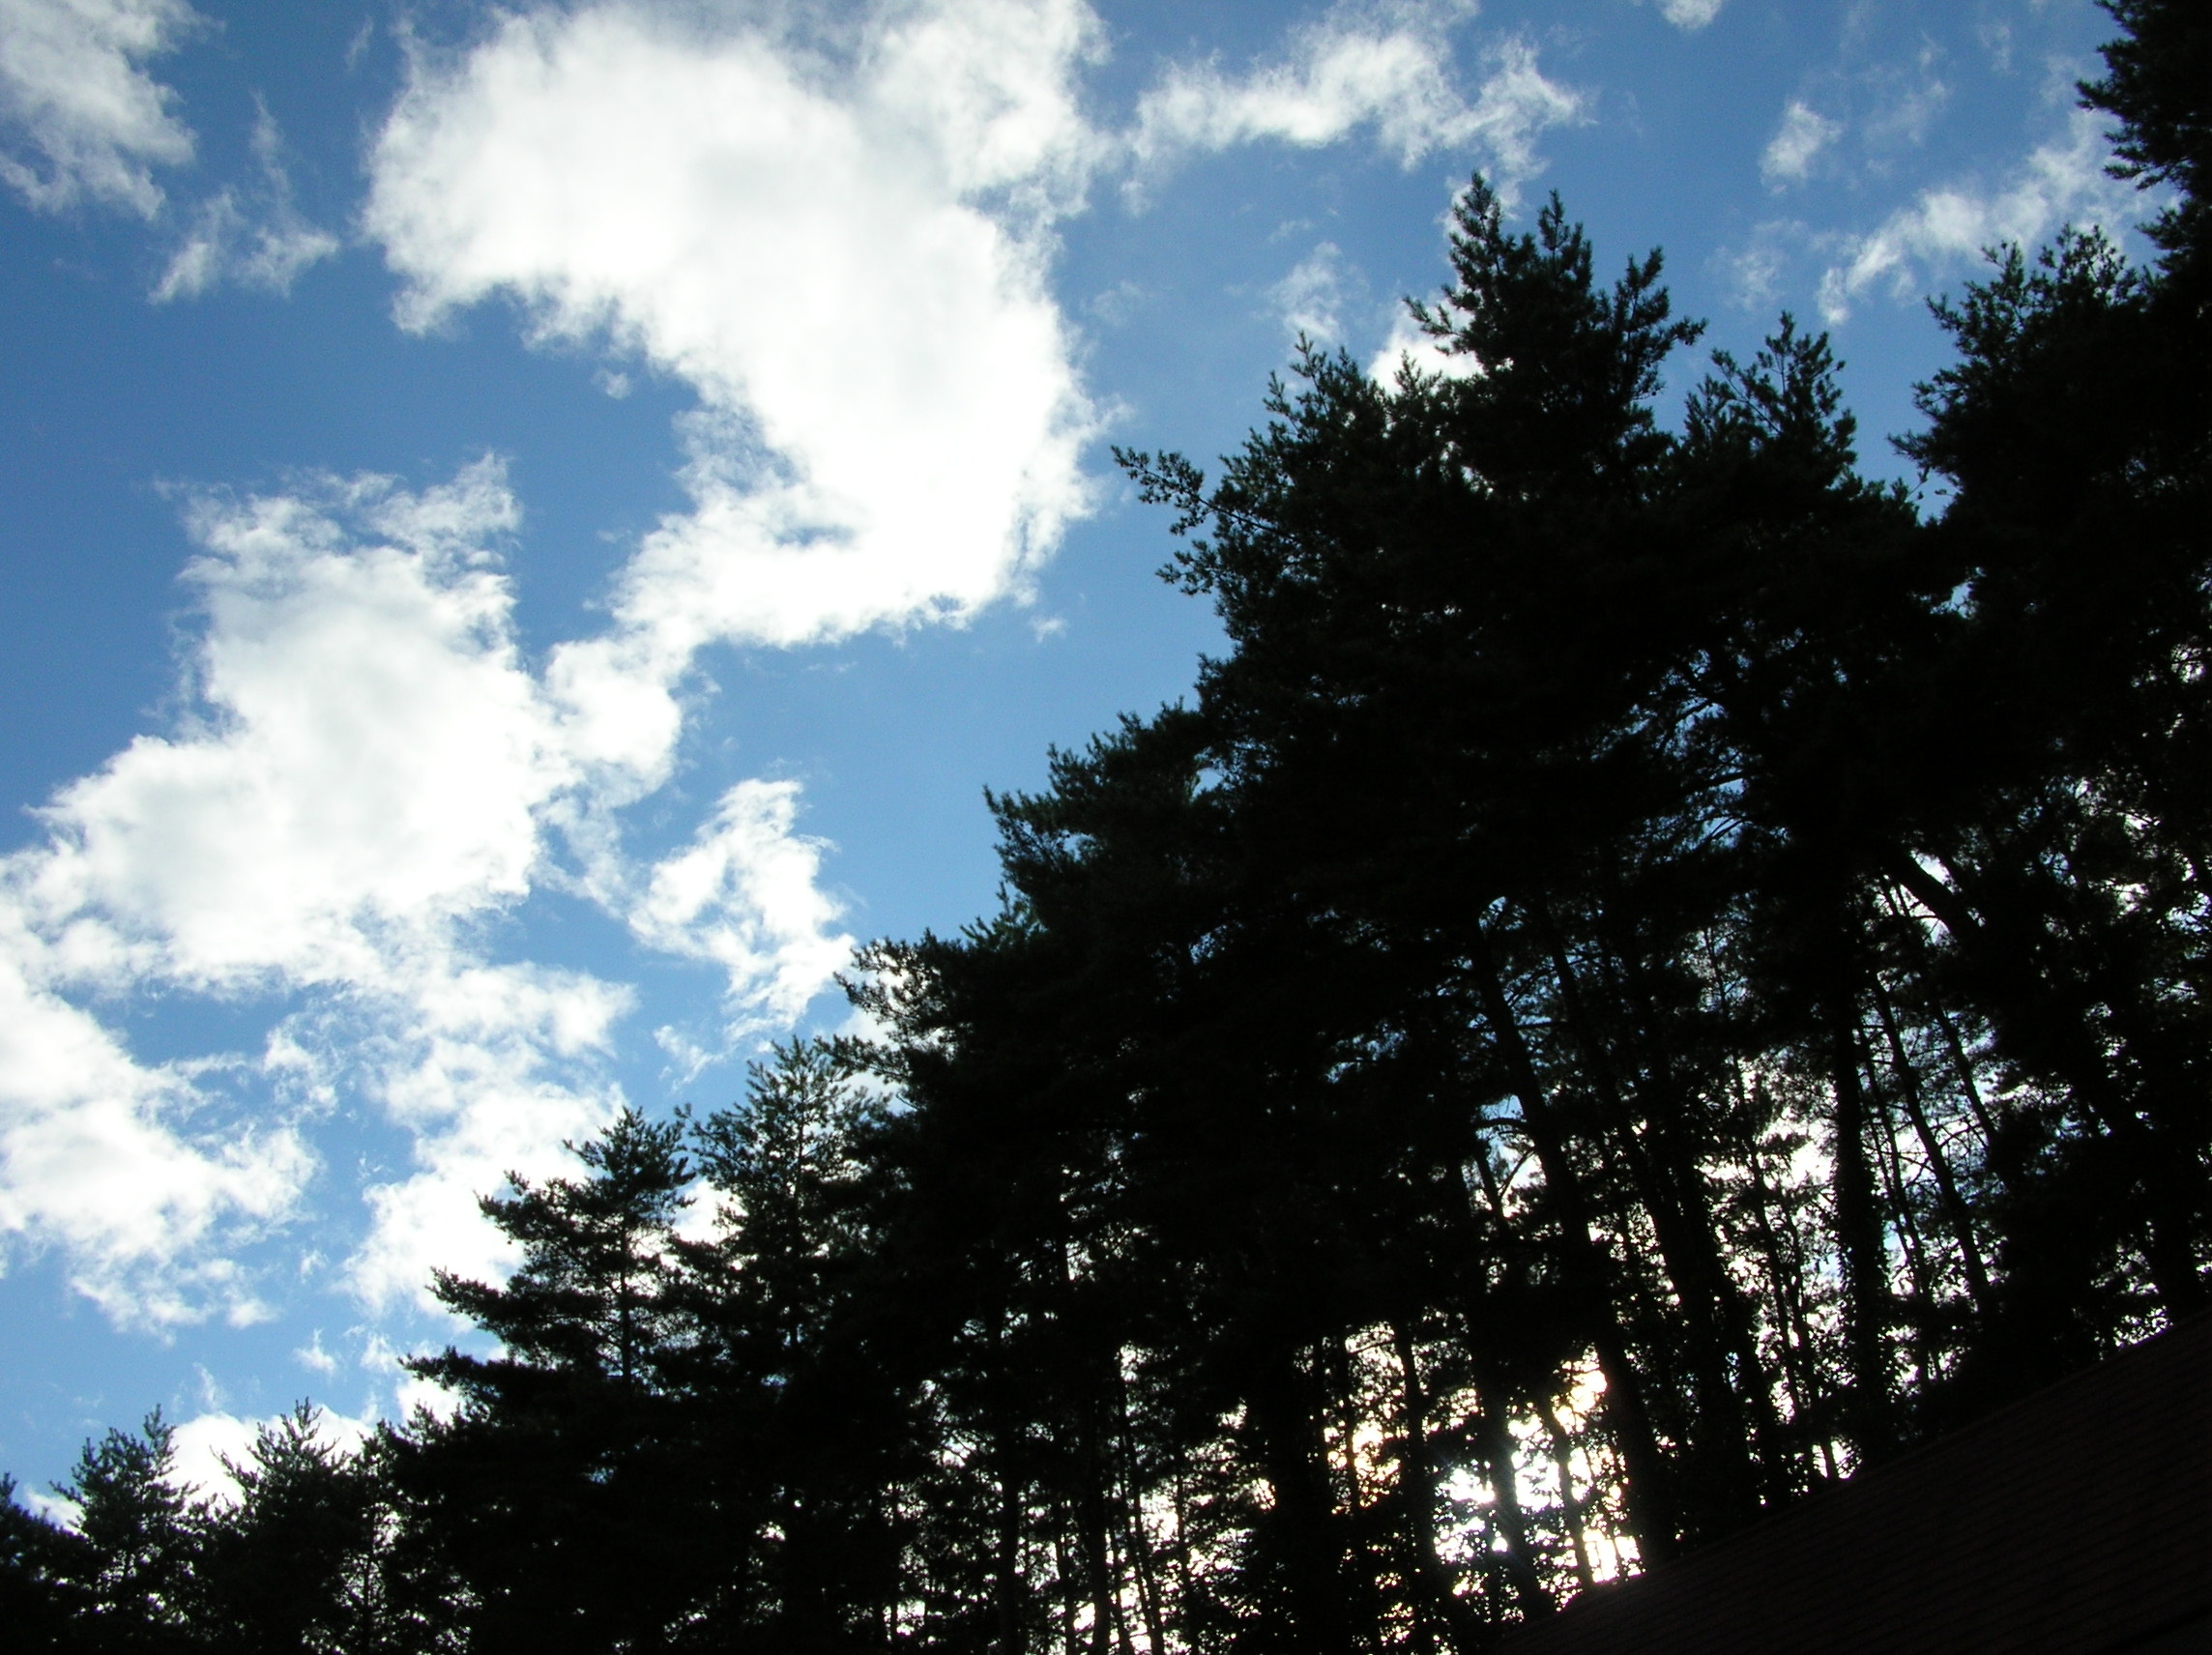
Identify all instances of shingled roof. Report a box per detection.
[1500,1315,2212,1655]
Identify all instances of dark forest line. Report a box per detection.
[6,2,2209,1649]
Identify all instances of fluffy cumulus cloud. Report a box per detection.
[1131,0,1582,196]
[0,0,196,214]
[28,467,552,996]
[365,0,1583,704]
[1817,108,2137,323]
[0,461,850,1325]
[367,0,1102,713]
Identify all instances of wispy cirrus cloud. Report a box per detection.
[155,102,336,301]
[1272,241,1353,343]
[1817,107,2138,323]
[1857,44,1949,157]
[629,779,854,1081]
[1130,1,1583,199]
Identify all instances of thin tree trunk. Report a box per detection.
[1056,1515,1079,1655]
[1249,1344,1354,1655]
[1079,1389,1121,1655]
[1931,999,2006,1160]
[1326,1334,1392,1649]
[1741,1165,1818,1471]
[1866,1051,1937,1393]
[1535,1400,1596,1593]
[1888,852,2206,1312]
[1100,1476,1138,1655]
[1117,1379,1170,1655]
[1871,978,1994,1312]
[1539,908,1761,1536]
[1827,994,1895,1462]
[990,1312,1030,1655]
[1470,913,1680,1560]
[1601,912,1785,1513]
[1879,885,2010,1160]
[1171,1465,1195,1651]
[1470,1368,1550,1621]
[1391,1323,1490,1652]
[1729,1061,1829,1491]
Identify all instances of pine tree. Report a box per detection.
[386,1109,698,1652]
[55,1411,204,1653]
[678,1038,907,1650]
[193,1406,384,1654]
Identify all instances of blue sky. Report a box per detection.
[0,0,2146,1500]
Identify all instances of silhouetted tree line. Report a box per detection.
[5,3,2207,1648]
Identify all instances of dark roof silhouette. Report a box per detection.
[1502,1315,2212,1655]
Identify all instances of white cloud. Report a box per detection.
[1712,219,1801,310]
[155,103,336,301]
[1861,49,1948,154]
[1817,108,2135,323]
[1659,0,1724,27]
[630,780,855,1062]
[14,0,1118,1332]
[367,0,1100,709]
[0,0,196,215]
[1976,17,2013,75]
[1273,241,1351,342]
[166,1409,256,1501]
[0,936,308,1327]
[1761,99,1839,188]
[294,1329,338,1376]
[0,461,851,1326]
[21,463,552,997]
[157,190,335,300]
[364,0,1581,779]
[21,1486,78,1527]
[0,461,568,1322]
[347,961,633,1312]
[1131,5,1582,198]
